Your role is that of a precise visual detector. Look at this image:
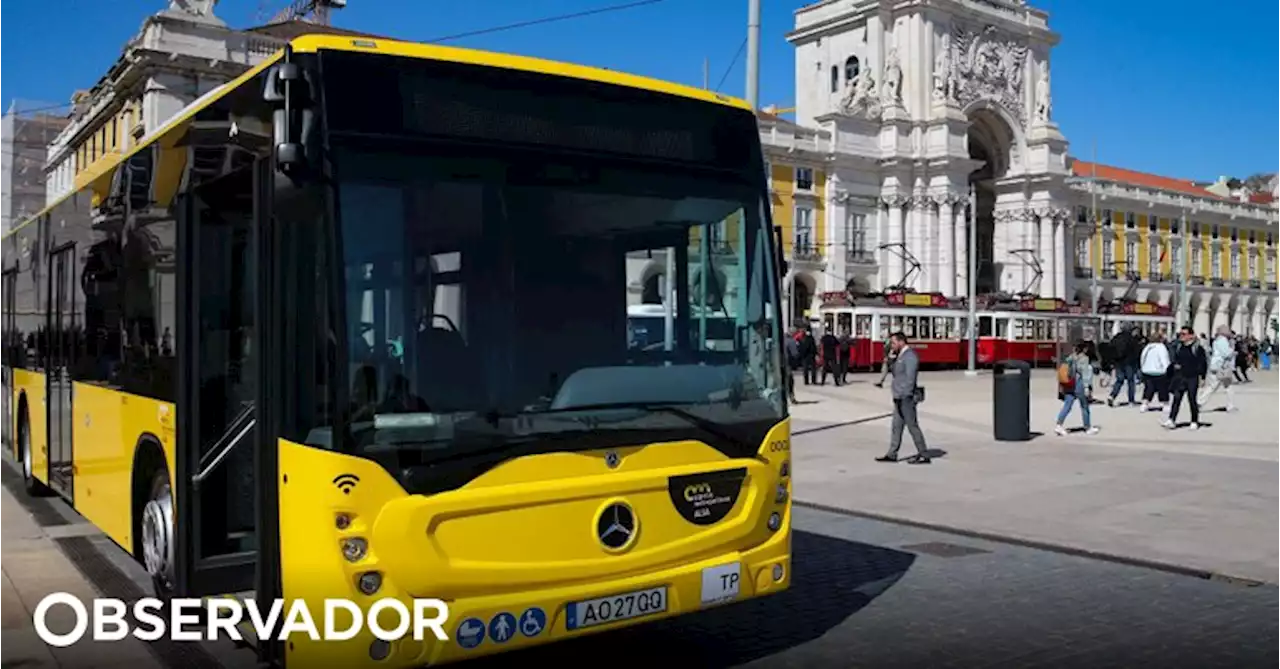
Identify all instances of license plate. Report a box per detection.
[565,586,667,631]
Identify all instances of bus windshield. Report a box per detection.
[315,145,782,479]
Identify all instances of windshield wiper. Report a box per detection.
[530,401,748,451]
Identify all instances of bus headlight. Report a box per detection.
[335,513,353,530]
[775,483,788,504]
[342,538,368,562]
[767,512,781,531]
[357,571,383,595]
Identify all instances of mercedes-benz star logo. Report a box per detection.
[596,502,637,550]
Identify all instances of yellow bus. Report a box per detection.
[3,34,791,666]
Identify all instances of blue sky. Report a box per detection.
[2,0,1275,180]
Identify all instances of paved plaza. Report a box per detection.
[788,367,1279,583]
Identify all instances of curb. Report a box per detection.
[793,500,1272,587]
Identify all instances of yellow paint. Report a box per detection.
[1137,216,1149,279]
[765,162,825,259]
[279,419,791,666]
[11,369,48,484]
[71,384,176,552]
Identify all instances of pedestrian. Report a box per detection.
[784,328,801,402]
[1165,326,1207,430]
[1054,341,1099,436]
[1138,329,1171,412]
[799,328,818,385]
[837,329,852,384]
[819,329,841,386]
[874,336,896,387]
[1197,325,1237,413]
[1106,326,1142,407]
[874,331,931,464]
[1233,336,1251,383]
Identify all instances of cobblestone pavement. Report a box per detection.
[473,505,1278,668]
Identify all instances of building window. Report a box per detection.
[1211,246,1221,279]
[1126,212,1136,229]
[1146,214,1156,231]
[1190,245,1201,273]
[846,211,867,259]
[1102,209,1113,227]
[844,56,859,83]
[1211,224,1220,239]
[1192,221,1201,237]
[1248,248,1257,277]
[1102,238,1114,267]
[1172,245,1183,276]
[794,207,814,255]
[830,66,839,93]
[1075,237,1090,268]
[1247,230,1256,244]
[1076,206,1088,224]
[1230,248,1240,279]
[795,167,814,191]
[1148,240,1160,277]
[1125,240,1137,274]
[1230,227,1238,242]
[1171,219,1179,235]
[1267,232,1274,247]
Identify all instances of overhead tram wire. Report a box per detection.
[426,0,668,43]
[714,37,747,93]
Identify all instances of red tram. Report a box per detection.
[817,291,1176,371]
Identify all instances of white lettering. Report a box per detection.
[245,598,284,641]
[33,593,88,647]
[132,599,166,642]
[279,600,320,641]
[169,599,203,641]
[28,596,452,643]
[92,599,129,641]
[366,599,409,642]
[207,599,244,641]
[323,599,362,641]
[412,599,450,641]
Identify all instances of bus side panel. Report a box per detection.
[13,369,48,484]
[71,383,131,549]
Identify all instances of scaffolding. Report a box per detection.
[1,100,70,234]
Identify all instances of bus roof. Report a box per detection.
[3,34,751,241]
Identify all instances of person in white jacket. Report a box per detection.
[1197,325,1238,412]
[1138,330,1171,412]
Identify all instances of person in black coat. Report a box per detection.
[819,330,842,386]
[1106,326,1143,407]
[1164,326,1207,430]
[799,329,818,385]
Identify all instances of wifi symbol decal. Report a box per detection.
[333,474,360,495]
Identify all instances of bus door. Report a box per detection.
[46,243,76,496]
[3,269,16,453]
[174,162,261,598]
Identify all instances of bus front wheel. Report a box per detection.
[140,468,176,598]
[18,408,51,497]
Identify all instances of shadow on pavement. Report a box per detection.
[468,530,916,667]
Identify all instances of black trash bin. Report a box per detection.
[992,359,1031,441]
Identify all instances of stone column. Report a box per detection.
[1037,210,1054,298]
[912,195,935,292]
[884,196,905,289]
[1053,210,1068,300]
[938,197,955,296]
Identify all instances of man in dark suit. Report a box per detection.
[876,331,931,464]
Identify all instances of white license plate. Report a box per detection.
[565,586,668,631]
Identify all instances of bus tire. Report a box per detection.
[17,403,52,497]
[137,456,176,600]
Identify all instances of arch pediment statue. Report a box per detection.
[881,48,904,105]
[839,69,880,119]
[951,23,1029,126]
[168,0,218,15]
[1034,61,1052,122]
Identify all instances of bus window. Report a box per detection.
[934,317,953,339]
[918,317,932,339]
[823,313,835,333]
[855,314,871,337]
[995,318,1009,339]
[890,315,903,334]
[979,315,993,337]
[837,312,852,335]
[1014,318,1027,340]
[902,316,916,338]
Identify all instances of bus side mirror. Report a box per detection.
[263,51,317,180]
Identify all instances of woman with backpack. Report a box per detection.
[1055,341,1100,437]
[1139,330,1171,412]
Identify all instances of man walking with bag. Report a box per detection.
[875,332,931,465]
